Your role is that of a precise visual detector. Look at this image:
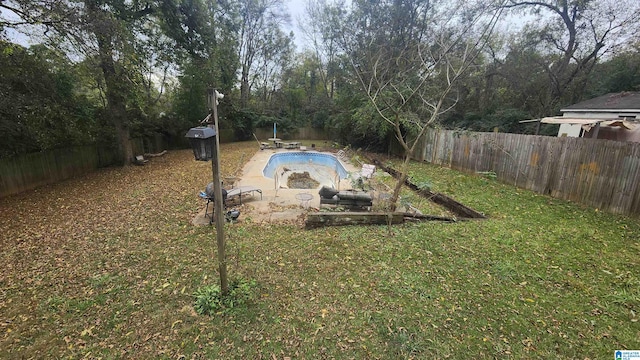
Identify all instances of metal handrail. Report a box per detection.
[274,169,279,190]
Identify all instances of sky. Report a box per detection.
[3,1,312,50]
[285,0,310,51]
[3,1,533,52]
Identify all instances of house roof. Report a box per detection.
[561,92,640,112]
[541,117,637,130]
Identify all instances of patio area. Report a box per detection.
[191,147,368,225]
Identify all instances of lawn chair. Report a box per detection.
[225,186,263,205]
[253,133,273,150]
[351,164,376,190]
[360,164,376,179]
[260,142,272,150]
[134,155,149,165]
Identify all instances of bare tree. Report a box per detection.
[342,0,505,209]
[254,28,294,105]
[238,0,291,108]
[300,0,344,99]
[504,0,640,110]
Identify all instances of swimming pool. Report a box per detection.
[262,152,349,189]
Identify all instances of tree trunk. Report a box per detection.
[89,2,133,165]
[240,65,250,108]
[389,152,412,212]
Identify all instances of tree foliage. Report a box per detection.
[1,0,640,164]
[0,42,97,158]
[1,0,231,163]
[323,0,506,208]
[238,0,293,108]
[501,0,640,113]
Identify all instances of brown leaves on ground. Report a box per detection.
[4,141,636,358]
[0,141,257,358]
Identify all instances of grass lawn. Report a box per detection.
[1,141,638,359]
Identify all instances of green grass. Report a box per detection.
[0,141,638,358]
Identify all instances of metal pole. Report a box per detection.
[208,89,228,296]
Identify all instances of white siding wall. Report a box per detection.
[558,123,582,137]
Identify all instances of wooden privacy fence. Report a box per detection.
[253,127,329,141]
[408,129,640,216]
[0,135,167,198]
[0,145,120,198]
[0,128,324,198]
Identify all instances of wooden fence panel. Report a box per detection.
[408,129,640,216]
[1,128,325,198]
[253,127,329,142]
[0,146,104,197]
[629,145,640,214]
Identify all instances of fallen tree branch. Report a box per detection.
[143,150,168,158]
[370,158,486,219]
[401,212,458,222]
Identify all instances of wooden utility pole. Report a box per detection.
[208,88,228,296]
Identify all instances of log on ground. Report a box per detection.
[144,150,168,158]
[401,212,458,222]
[305,212,404,229]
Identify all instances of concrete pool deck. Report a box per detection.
[192,148,360,226]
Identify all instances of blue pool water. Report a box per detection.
[262,152,349,180]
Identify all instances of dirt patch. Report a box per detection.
[287,171,320,189]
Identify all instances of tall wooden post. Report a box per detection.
[208,88,228,296]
